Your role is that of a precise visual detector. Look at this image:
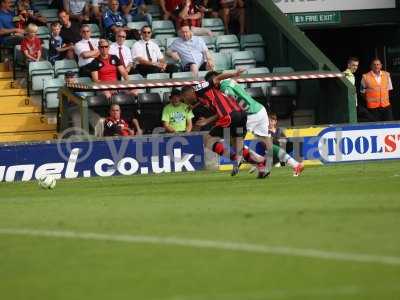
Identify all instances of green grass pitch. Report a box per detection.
[0,161,400,300]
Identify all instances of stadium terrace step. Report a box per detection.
[0,62,9,72]
[0,71,12,79]
[0,96,40,114]
[0,130,57,143]
[0,79,16,89]
[0,113,56,133]
[0,88,27,96]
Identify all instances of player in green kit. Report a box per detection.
[215,71,304,176]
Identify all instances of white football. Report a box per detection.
[38,174,57,189]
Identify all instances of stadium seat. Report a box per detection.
[155,34,176,48]
[41,39,49,59]
[147,5,162,19]
[37,26,50,41]
[267,86,296,125]
[202,18,225,35]
[76,77,95,97]
[111,94,138,121]
[272,67,297,96]
[200,36,216,51]
[212,52,232,71]
[240,34,266,64]
[87,94,110,117]
[138,93,163,134]
[247,67,271,94]
[152,20,176,35]
[198,70,208,79]
[163,91,171,104]
[172,72,193,79]
[231,50,256,70]
[166,37,179,48]
[124,39,136,48]
[245,87,267,107]
[216,35,240,53]
[147,73,171,95]
[28,61,54,92]
[152,38,165,53]
[123,74,145,94]
[87,24,101,38]
[42,77,64,110]
[127,21,148,31]
[38,9,58,22]
[54,59,79,78]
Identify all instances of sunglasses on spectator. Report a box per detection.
[142,31,151,34]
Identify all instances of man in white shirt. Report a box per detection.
[131,25,178,77]
[74,24,100,77]
[109,28,134,74]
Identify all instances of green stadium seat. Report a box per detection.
[155,34,176,48]
[200,36,216,51]
[152,38,165,53]
[216,35,240,54]
[247,67,271,94]
[42,78,64,110]
[77,77,95,97]
[37,26,49,41]
[147,73,172,95]
[212,52,232,71]
[54,59,79,78]
[147,5,162,20]
[231,50,256,70]
[38,9,58,22]
[127,21,149,31]
[28,61,54,92]
[124,39,136,48]
[138,93,164,134]
[166,37,179,48]
[87,23,101,38]
[172,72,194,79]
[198,70,208,79]
[273,67,297,96]
[202,18,225,35]
[41,39,49,59]
[240,34,264,48]
[152,20,176,35]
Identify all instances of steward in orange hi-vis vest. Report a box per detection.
[362,70,391,109]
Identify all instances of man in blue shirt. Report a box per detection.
[103,0,139,41]
[0,0,24,46]
[167,25,214,78]
[119,0,152,25]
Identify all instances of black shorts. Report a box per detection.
[209,111,247,138]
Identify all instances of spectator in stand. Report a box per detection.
[132,25,178,77]
[16,0,47,27]
[74,24,100,77]
[58,9,81,59]
[0,0,25,47]
[103,0,140,41]
[177,0,212,36]
[361,58,394,122]
[88,38,138,99]
[104,103,142,136]
[167,25,214,78]
[49,21,74,64]
[109,28,134,74]
[63,0,91,23]
[212,0,245,35]
[162,88,194,133]
[21,23,42,63]
[119,0,152,25]
[159,0,182,21]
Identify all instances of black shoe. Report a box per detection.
[257,171,271,179]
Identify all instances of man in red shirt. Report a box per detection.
[89,38,138,99]
[20,23,42,62]
[104,104,137,136]
[159,0,183,21]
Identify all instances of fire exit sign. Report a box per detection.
[289,11,341,26]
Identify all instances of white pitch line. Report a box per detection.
[0,228,399,266]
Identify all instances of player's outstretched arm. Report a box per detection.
[213,68,245,86]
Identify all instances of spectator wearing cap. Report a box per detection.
[74,23,100,77]
[109,28,134,74]
[167,25,214,78]
[162,88,194,133]
[131,25,179,77]
[103,0,140,41]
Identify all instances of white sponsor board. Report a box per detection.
[274,0,396,14]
